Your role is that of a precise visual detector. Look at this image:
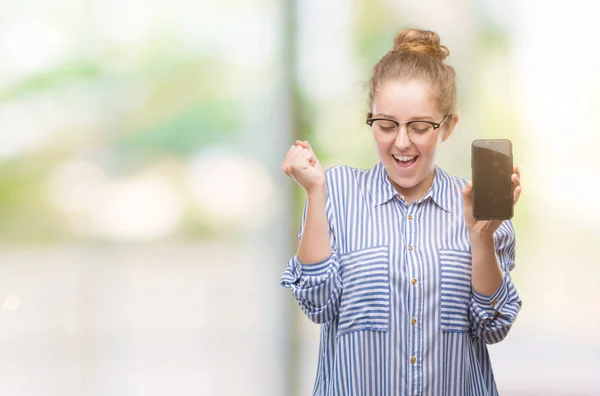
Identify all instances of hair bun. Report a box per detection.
[393,29,449,60]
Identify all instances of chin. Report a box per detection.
[390,174,420,190]
[386,163,432,193]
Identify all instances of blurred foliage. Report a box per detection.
[0,37,240,242]
[354,0,408,69]
[0,63,103,101]
[113,100,238,172]
[0,160,71,243]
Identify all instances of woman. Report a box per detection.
[280,28,522,395]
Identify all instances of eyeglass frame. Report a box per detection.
[365,113,451,143]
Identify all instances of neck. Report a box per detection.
[391,169,435,205]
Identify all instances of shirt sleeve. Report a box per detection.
[468,220,522,344]
[280,193,343,324]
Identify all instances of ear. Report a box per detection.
[441,114,459,142]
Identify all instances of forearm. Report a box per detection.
[469,231,503,296]
[297,186,333,264]
[468,223,521,343]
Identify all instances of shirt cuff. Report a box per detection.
[471,273,509,314]
[289,253,338,287]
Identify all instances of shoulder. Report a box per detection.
[324,164,371,188]
[324,164,377,203]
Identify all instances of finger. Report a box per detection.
[513,164,520,179]
[297,140,317,158]
[295,140,310,149]
[288,145,305,161]
[306,151,317,165]
[294,146,311,159]
[283,145,295,159]
[304,142,320,165]
[293,145,314,160]
[513,185,522,204]
[511,173,520,188]
[286,148,314,175]
[462,180,473,206]
[285,144,300,159]
[281,146,295,174]
[282,146,301,171]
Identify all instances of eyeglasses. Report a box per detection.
[366,114,450,144]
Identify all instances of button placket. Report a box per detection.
[407,210,415,252]
[406,209,420,374]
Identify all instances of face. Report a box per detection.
[371,78,457,200]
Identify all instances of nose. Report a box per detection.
[394,125,412,149]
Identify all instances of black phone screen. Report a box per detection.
[471,139,513,220]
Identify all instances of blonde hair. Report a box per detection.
[368,28,457,116]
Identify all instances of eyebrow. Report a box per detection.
[373,113,435,121]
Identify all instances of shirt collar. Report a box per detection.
[369,162,453,213]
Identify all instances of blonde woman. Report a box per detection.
[281,28,523,395]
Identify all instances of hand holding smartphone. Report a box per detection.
[471,139,513,220]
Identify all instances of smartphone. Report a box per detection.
[471,139,513,220]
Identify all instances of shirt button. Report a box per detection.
[411,278,417,286]
[410,357,417,364]
[408,245,413,251]
[411,318,417,326]
[408,214,413,220]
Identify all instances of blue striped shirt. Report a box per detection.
[281,162,522,395]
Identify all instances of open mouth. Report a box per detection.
[393,154,418,167]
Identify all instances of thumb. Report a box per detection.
[296,140,318,164]
[462,180,473,206]
[304,141,319,161]
[295,140,310,149]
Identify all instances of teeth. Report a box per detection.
[393,155,416,162]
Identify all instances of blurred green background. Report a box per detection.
[0,0,598,395]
